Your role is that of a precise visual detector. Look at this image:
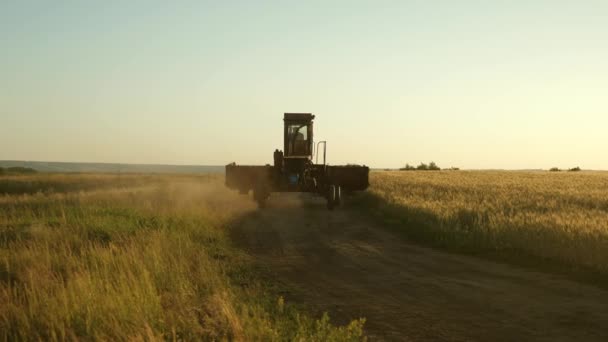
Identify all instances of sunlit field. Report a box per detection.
[0,174,364,341]
[368,171,608,278]
[5,171,608,339]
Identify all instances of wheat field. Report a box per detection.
[368,171,608,276]
[0,174,364,341]
[4,170,608,339]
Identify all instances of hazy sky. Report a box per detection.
[2,1,607,169]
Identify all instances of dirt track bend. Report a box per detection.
[231,193,608,341]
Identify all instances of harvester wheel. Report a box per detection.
[335,185,342,206]
[254,183,269,208]
[327,185,336,210]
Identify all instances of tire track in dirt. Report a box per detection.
[231,193,608,341]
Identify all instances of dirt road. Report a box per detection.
[231,193,608,341]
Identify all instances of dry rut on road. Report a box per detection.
[231,193,608,341]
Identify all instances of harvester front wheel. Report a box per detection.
[254,183,269,208]
[335,185,342,206]
[327,185,336,210]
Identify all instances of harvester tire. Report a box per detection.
[327,185,336,210]
[254,183,269,208]
[335,185,342,206]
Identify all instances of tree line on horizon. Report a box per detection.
[550,166,582,172]
[0,167,37,175]
[397,163,585,172]
[399,162,459,171]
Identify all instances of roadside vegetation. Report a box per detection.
[364,171,608,283]
[0,173,365,340]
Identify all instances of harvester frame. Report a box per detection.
[226,113,369,209]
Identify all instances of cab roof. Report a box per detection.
[283,113,315,123]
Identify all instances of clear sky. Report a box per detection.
[1,1,607,169]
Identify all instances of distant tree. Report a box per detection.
[549,167,560,172]
[399,163,416,171]
[568,166,581,172]
[449,167,460,171]
[400,162,442,171]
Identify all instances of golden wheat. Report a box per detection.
[0,174,365,341]
[369,171,608,274]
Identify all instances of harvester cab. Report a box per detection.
[226,113,369,210]
[283,113,314,158]
[274,113,318,188]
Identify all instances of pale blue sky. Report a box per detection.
[1,1,607,169]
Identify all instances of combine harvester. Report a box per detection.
[226,113,369,209]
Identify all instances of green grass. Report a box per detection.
[0,174,365,341]
[0,173,161,195]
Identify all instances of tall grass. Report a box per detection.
[367,171,608,278]
[0,174,365,341]
[0,173,161,195]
